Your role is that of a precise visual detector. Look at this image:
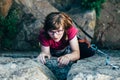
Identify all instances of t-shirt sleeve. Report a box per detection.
[38,30,50,46]
[67,26,78,40]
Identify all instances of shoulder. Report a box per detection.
[38,29,50,46]
[67,26,78,33]
[39,29,46,39]
[66,26,78,40]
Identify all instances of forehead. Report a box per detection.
[50,26,63,31]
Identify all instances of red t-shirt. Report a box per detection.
[38,26,78,50]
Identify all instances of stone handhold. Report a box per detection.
[45,57,74,80]
[67,53,120,80]
[0,57,57,80]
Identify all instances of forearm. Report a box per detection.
[38,52,51,57]
[65,50,80,62]
[39,45,51,57]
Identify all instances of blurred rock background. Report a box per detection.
[0,0,120,80]
[0,0,119,51]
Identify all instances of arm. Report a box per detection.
[65,35,80,61]
[37,43,51,64]
[57,36,80,67]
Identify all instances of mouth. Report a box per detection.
[53,38,60,42]
[53,38,58,40]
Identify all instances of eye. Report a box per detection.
[58,30,63,33]
[49,30,53,33]
[57,30,61,32]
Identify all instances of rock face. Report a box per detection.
[0,50,120,80]
[45,57,74,80]
[12,0,58,50]
[94,0,120,49]
[0,57,57,80]
[67,50,120,80]
[68,9,96,42]
[0,0,96,50]
[0,0,13,17]
[0,52,73,80]
[1,0,119,50]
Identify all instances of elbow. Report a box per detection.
[77,53,80,60]
[75,50,80,60]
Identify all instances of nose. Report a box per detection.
[53,33,58,38]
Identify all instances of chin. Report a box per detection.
[54,39,60,42]
[54,40,60,42]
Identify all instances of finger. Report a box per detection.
[59,56,70,66]
[57,57,63,67]
[58,57,66,67]
[64,56,70,64]
[37,55,42,62]
[38,54,45,64]
[47,55,51,59]
[65,57,70,64]
[42,55,46,64]
[57,57,60,62]
[58,61,65,67]
[39,55,44,64]
[58,63,64,67]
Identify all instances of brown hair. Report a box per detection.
[43,12,73,39]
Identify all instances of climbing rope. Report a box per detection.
[91,44,119,70]
[73,20,119,70]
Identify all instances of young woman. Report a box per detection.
[37,12,80,67]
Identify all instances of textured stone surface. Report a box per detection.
[0,0,96,50]
[0,0,13,17]
[67,50,120,80]
[94,0,120,49]
[45,57,74,80]
[0,50,120,80]
[0,57,57,80]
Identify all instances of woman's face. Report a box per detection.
[48,27,64,42]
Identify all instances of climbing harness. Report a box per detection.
[91,44,119,70]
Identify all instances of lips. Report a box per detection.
[53,38,60,42]
[53,38,58,40]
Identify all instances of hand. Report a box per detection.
[57,55,70,67]
[37,53,51,64]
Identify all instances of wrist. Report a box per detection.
[64,55,71,61]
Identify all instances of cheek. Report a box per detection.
[59,33,64,38]
[48,34,53,38]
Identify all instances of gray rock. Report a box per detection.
[0,57,57,80]
[67,51,120,80]
[45,57,74,80]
